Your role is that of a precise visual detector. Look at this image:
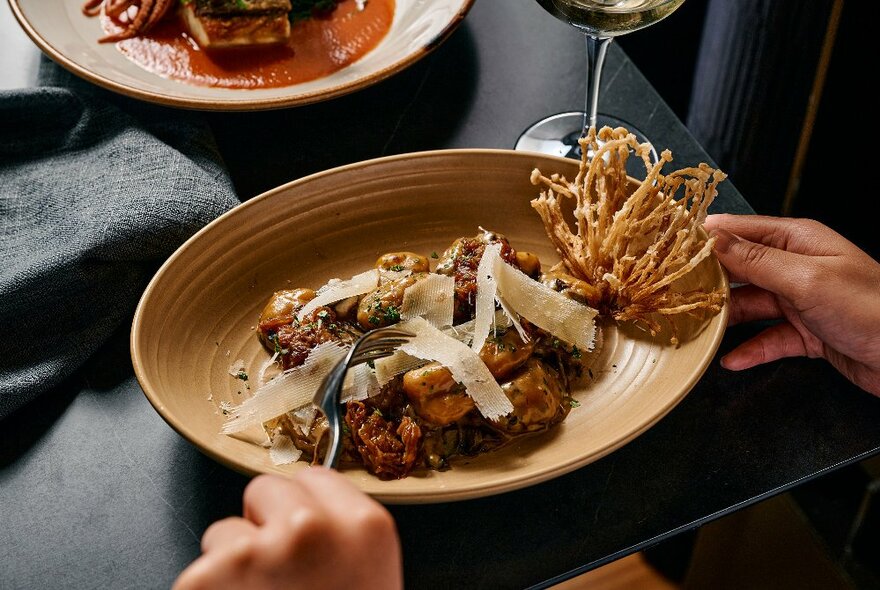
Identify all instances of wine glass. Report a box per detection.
[515,0,685,166]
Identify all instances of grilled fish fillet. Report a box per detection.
[182,0,293,48]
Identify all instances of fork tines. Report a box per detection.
[313,325,414,469]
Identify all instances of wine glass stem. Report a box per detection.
[583,34,613,135]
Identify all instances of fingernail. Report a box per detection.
[709,228,739,255]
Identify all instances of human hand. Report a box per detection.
[172,469,403,590]
[705,214,880,396]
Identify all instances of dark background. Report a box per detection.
[618,3,879,586]
[618,0,875,259]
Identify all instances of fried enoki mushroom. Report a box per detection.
[530,126,727,339]
[82,0,175,43]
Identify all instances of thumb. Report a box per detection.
[711,228,811,301]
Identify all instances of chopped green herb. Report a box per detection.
[236,370,249,381]
[268,332,282,354]
[383,304,400,323]
[431,251,439,259]
[289,0,339,23]
[571,346,582,359]
[389,264,405,272]
[317,310,329,319]
[570,399,581,408]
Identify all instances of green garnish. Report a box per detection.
[430,251,439,259]
[289,0,339,22]
[389,264,405,272]
[383,304,400,322]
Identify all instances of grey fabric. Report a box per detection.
[0,58,240,420]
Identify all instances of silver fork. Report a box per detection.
[313,325,414,469]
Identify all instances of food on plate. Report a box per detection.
[224,231,598,479]
[81,0,176,43]
[181,0,294,48]
[219,126,727,480]
[80,0,394,89]
[530,126,727,340]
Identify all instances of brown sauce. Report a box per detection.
[104,0,395,89]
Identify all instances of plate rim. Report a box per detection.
[7,0,475,111]
[130,147,730,503]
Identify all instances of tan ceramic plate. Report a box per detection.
[131,149,729,504]
[8,0,473,110]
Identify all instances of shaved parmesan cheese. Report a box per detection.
[401,273,455,327]
[291,405,317,436]
[374,351,426,386]
[257,352,280,387]
[397,317,513,420]
[221,342,347,434]
[298,269,380,320]
[495,259,597,352]
[496,293,530,342]
[472,244,500,352]
[269,434,302,465]
[379,269,412,283]
[342,362,380,401]
[476,243,598,352]
[374,317,487,386]
[228,359,247,377]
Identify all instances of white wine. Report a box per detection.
[536,0,685,37]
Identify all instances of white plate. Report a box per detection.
[8,0,473,110]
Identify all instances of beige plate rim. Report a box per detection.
[130,148,730,504]
[7,0,475,111]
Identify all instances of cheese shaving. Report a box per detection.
[373,318,488,385]
[269,434,302,465]
[298,269,380,320]
[401,273,455,328]
[475,244,598,352]
[472,244,500,352]
[221,342,347,434]
[257,352,280,387]
[374,351,426,386]
[496,256,597,352]
[397,317,513,420]
[291,405,317,436]
[341,362,380,401]
[228,359,246,377]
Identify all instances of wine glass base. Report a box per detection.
[514,112,659,178]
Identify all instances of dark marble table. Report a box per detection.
[3,2,879,589]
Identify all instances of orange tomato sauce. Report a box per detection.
[107,0,395,89]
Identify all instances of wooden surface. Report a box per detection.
[553,554,679,590]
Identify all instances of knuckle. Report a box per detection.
[268,509,330,555]
[243,474,277,506]
[348,504,396,538]
[737,239,768,269]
